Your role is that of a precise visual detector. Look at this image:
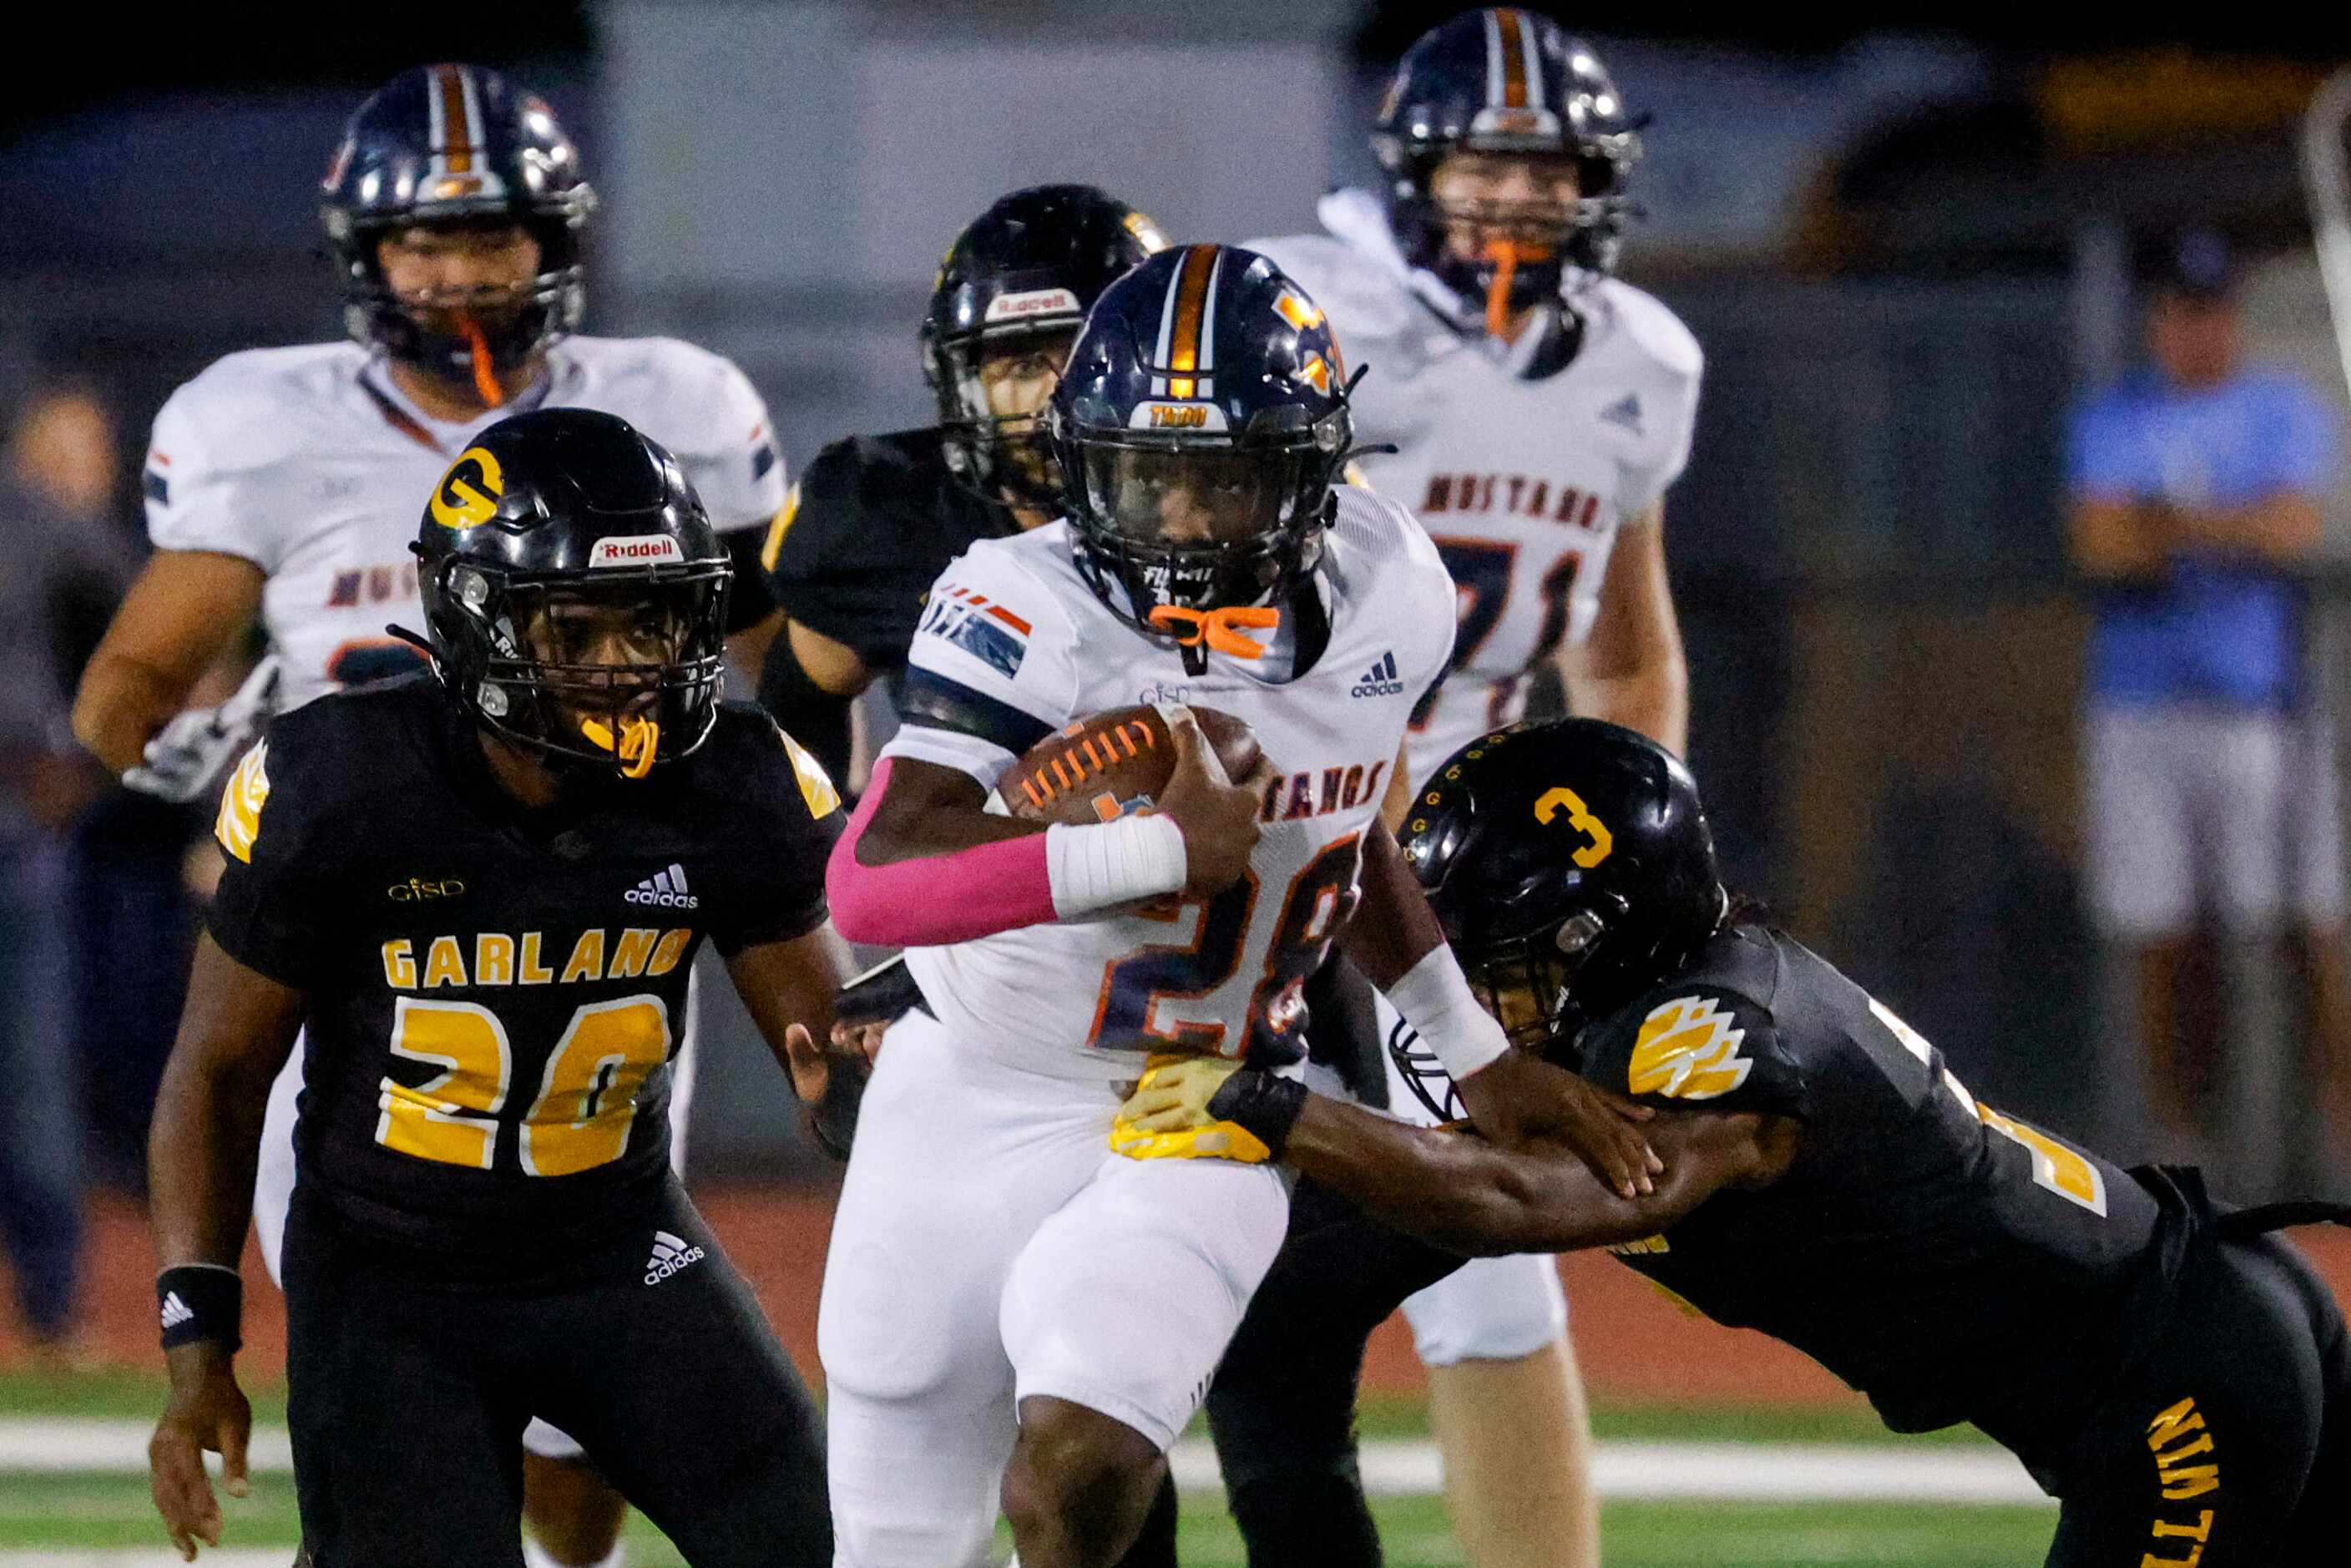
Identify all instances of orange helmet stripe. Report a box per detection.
[1494,8,1529,109]
[434,64,475,173]
[1168,242,1220,376]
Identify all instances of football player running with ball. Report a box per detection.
[1242,13,1698,1560]
[817,245,1656,1568]
[144,412,844,1567]
[1122,718,2351,1568]
[77,66,790,1568]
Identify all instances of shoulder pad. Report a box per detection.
[1330,483,1443,569]
[1589,279,1702,382]
[1620,989,1776,1102]
[1246,232,1420,343]
[215,680,414,866]
[155,343,367,476]
[560,336,767,462]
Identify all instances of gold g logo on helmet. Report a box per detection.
[430,446,506,531]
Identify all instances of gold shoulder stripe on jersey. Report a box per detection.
[1628,994,1752,1100]
[780,726,842,817]
[429,445,505,530]
[1534,785,1613,867]
[215,741,270,864]
[1124,209,1170,254]
[760,481,801,574]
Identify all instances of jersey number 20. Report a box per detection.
[377,994,673,1176]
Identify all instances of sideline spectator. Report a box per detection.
[0,379,134,1353]
[2069,230,2351,1192]
[14,379,190,1192]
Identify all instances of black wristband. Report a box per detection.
[1206,1069,1309,1160]
[157,1265,242,1353]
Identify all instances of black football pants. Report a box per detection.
[281,1181,830,1568]
[2038,1229,2351,1566]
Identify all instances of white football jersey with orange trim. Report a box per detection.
[879,486,1455,1081]
[143,335,784,711]
[1250,190,1701,788]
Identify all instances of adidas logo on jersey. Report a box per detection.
[1352,650,1406,699]
[627,863,699,910]
[1599,392,1644,434]
[644,1229,706,1285]
[159,1292,195,1331]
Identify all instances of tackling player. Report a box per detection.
[759,184,1166,785]
[73,66,789,1568]
[1121,717,2351,1568]
[816,245,1656,1568]
[1242,14,1697,1559]
[145,410,846,1567]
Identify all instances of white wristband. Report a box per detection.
[1384,945,1510,1081]
[1045,814,1188,918]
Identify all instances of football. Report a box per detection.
[1003,704,1262,826]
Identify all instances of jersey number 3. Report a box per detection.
[378,995,673,1176]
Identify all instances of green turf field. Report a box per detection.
[0,1370,2050,1565]
[0,1474,2059,1566]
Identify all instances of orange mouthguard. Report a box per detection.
[580,715,660,779]
[459,315,505,407]
[1482,239,1520,338]
[1147,604,1281,660]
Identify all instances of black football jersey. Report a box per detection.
[1577,926,2191,1448]
[763,427,1011,681]
[207,674,842,1262]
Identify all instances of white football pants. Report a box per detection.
[819,1009,1289,1568]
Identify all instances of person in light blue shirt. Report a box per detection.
[2070,230,2351,1180]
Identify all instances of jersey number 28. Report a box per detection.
[1089,836,1363,1060]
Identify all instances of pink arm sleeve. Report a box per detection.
[824,758,1060,946]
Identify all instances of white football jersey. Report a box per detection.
[881,486,1455,1082]
[143,336,786,711]
[1250,190,1701,787]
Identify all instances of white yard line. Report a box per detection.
[0,1556,301,1567]
[1,1419,2052,1506]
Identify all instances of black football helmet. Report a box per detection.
[921,185,1168,513]
[412,408,730,778]
[1049,243,1354,674]
[1372,9,1641,328]
[321,64,595,397]
[1393,718,1726,1115]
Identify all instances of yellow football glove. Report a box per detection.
[1109,1055,1271,1163]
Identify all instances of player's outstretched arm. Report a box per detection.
[146,934,305,1561]
[73,551,264,776]
[1281,1092,1777,1255]
[1339,821,1659,1196]
[1119,1058,1783,1256]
